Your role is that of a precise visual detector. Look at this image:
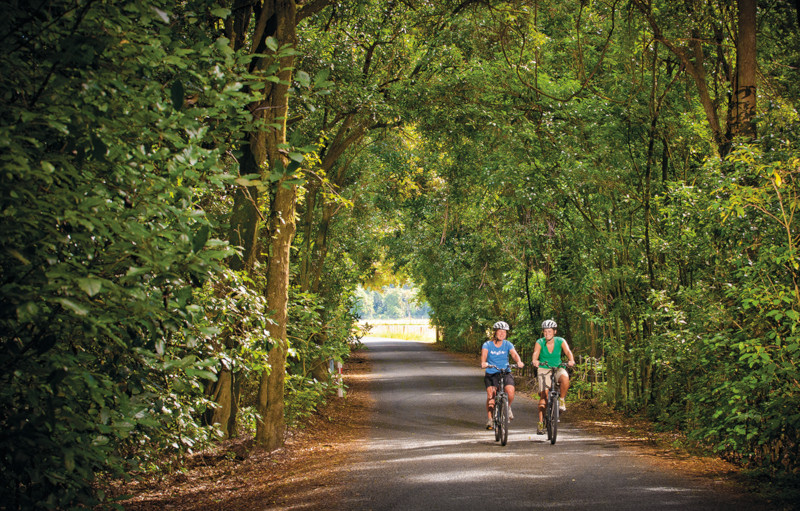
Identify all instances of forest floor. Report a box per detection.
[107,345,795,510]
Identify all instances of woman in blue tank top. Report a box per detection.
[480,321,524,430]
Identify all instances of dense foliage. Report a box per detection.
[367,0,800,481]
[0,0,269,507]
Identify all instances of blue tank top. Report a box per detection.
[483,339,515,374]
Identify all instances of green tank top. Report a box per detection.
[536,337,565,368]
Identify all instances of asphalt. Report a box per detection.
[339,337,774,511]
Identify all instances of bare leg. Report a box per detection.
[537,391,547,422]
[486,387,496,420]
[559,374,570,398]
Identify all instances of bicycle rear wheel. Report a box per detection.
[500,398,509,446]
[549,394,559,444]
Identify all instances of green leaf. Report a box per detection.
[171,80,184,110]
[199,326,221,336]
[186,368,218,380]
[295,71,310,88]
[91,134,108,160]
[92,436,110,447]
[58,298,89,316]
[7,248,30,265]
[235,177,262,187]
[313,68,331,87]
[64,450,75,472]
[281,178,306,189]
[78,277,103,297]
[125,267,149,278]
[16,302,39,323]
[192,225,210,253]
[151,7,169,23]
[287,160,301,174]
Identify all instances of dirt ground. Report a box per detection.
[108,350,374,510]
[107,346,787,510]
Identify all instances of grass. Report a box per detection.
[358,319,436,342]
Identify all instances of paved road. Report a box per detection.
[340,338,771,511]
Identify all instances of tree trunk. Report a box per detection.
[633,1,729,155]
[253,0,299,450]
[229,148,263,271]
[733,0,757,139]
[298,182,320,292]
[256,178,297,448]
[206,0,262,438]
[206,365,234,436]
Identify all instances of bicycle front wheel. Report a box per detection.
[493,403,501,441]
[549,395,559,444]
[500,398,509,446]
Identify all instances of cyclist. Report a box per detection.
[481,321,524,430]
[531,319,575,435]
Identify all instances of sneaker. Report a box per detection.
[486,419,494,430]
[537,421,545,435]
[559,398,567,412]
[509,407,514,420]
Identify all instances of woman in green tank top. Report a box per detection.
[531,319,575,435]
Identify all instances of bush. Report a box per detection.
[0,0,261,507]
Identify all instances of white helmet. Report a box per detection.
[492,321,510,331]
[541,319,557,329]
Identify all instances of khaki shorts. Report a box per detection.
[536,367,567,393]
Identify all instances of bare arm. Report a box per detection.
[562,340,576,366]
[481,348,488,369]
[510,348,524,367]
[531,342,541,366]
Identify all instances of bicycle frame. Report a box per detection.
[539,362,567,444]
[487,365,514,446]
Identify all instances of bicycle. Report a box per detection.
[539,362,569,445]
[487,364,516,446]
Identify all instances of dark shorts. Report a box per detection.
[484,372,515,389]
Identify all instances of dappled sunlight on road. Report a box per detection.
[339,338,773,511]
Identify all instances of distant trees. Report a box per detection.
[355,286,431,320]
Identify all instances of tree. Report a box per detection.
[220,0,313,450]
[631,0,759,155]
[0,0,262,506]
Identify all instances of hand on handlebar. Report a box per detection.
[539,361,569,369]
[486,364,519,370]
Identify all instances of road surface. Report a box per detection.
[340,338,771,510]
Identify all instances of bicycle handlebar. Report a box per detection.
[486,364,518,372]
[538,362,570,369]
